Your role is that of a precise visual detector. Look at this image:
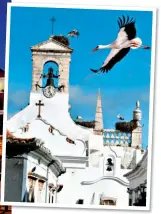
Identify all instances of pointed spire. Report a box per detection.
[94,89,103,135]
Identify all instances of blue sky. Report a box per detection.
[7,6,153,148]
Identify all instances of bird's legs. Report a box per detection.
[140,45,151,49]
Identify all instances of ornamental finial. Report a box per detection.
[136,101,140,109]
[133,100,142,123]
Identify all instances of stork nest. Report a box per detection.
[74,120,95,128]
[53,35,70,46]
[115,120,137,133]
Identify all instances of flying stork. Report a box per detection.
[117,114,124,121]
[90,15,150,73]
[67,29,80,37]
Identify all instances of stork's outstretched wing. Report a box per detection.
[101,48,130,72]
[115,16,136,47]
[90,47,130,73]
[115,28,128,47]
[117,15,136,40]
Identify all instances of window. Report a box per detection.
[76,199,84,204]
[48,183,55,204]
[129,198,132,206]
[37,179,45,203]
[100,199,116,206]
[48,192,54,203]
[0,206,11,214]
[27,176,37,202]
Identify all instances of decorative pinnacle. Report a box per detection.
[136,101,140,109]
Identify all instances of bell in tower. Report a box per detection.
[35,67,66,98]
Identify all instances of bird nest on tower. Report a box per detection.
[74,120,96,128]
[115,120,137,133]
[53,35,70,46]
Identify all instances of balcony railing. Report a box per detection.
[103,129,132,147]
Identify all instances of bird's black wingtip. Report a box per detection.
[90,68,100,73]
[117,15,136,28]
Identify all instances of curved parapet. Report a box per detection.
[81,176,129,187]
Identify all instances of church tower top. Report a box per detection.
[30,18,73,94]
[94,89,103,135]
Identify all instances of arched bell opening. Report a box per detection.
[42,61,59,89]
[103,155,116,176]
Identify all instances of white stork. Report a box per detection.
[76,115,83,120]
[117,114,124,121]
[67,29,80,37]
[90,15,150,73]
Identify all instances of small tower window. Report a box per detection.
[76,199,84,204]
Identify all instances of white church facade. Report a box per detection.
[4,34,147,208]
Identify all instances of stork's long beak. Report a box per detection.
[91,47,98,52]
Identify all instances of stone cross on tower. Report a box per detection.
[50,17,56,36]
[35,100,44,118]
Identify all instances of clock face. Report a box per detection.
[43,85,56,98]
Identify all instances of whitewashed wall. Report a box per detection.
[57,166,129,206]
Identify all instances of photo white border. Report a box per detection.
[0,2,157,211]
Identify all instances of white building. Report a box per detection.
[124,150,147,206]
[4,34,146,208]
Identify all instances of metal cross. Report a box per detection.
[35,100,44,118]
[50,17,56,35]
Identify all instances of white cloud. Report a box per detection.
[69,85,149,106]
[69,85,97,106]
[69,85,150,118]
